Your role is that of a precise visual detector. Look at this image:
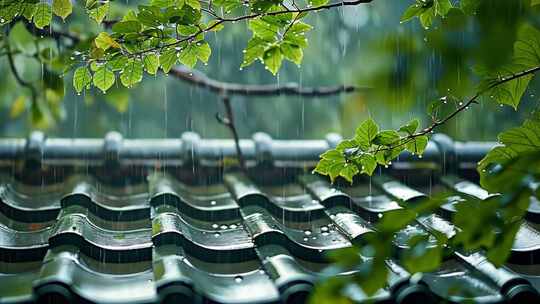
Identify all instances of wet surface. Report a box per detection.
[1,153,540,303]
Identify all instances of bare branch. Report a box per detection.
[170,66,368,97]
[216,95,247,172]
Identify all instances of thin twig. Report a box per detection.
[216,95,247,171]
[376,65,540,153]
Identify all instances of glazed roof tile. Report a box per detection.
[0,132,539,304]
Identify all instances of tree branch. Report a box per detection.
[21,26,366,98]
[127,0,374,58]
[377,65,540,153]
[169,66,368,97]
[216,95,247,171]
[4,40,37,105]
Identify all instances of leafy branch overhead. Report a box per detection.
[1,0,375,95]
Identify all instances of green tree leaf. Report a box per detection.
[263,46,283,75]
[478,113,540,190]
[95,32,121,50]
[477,24,540,109]
[249,19,279,42]
[88,2,109,24]
[73,67,93,94]
[112,21,142,33]
[93,66,116,93]
[398,119,419,135]
[241,37,269,68]
[400,4,425,23]
[373,130,400,146]
[406,135,429,155]
[355,118,379,150]
[144,54,160,75]
[280,42,303,65]
[52,0,72,20]
[33,3,52,29]
[358,154,377,175]
[160,49,178,73]
[120,60,143,88]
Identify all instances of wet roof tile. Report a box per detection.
[0,132,539,304]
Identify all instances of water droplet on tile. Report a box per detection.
[220,225,228,230]
[210,200,217,205]
[212,224,219,229]
[229,224,237,229]
[304,230,312,236]
[320,226,329,233]
[214,232,221,237]
[234,276,243,283]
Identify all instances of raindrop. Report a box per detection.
[229,224,237,229]
[320,226,329,233]
[210,200,217,205]
[214,232,221,237]
[304,230,312,236]
[212,223,219,229]
[220,225,228,230]
[234,276,243,283]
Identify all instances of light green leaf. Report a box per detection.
[419,6,436,29]
[95,32,121,50]
[52,0,72,20]
[144,54,160,75]
[241,37,269,68]
[112,21,142,33]
[120,60,143,88]
[435,0,452,16]
[477,24,540,109]
[400,4,425,23]
[185,0,201,10]
[88,2,109,24]
[280,42,303,65]
[249,19,279,42]
[33,3,52,29]
[284,22,312,48]
[93,66,115,93]
[73,67,93,94]
[263,46,283,75]
[340,163,359,184]
[320,149,344,161]
[160,49,178,73]
[478,113,540,190]
[406,135,429,155]
[373,130,401,146]
[398,119,419,135]
[359,154,377,176]
[309,0,330,6]
[355,118,379,150]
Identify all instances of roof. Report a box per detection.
[0,132,539,304]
